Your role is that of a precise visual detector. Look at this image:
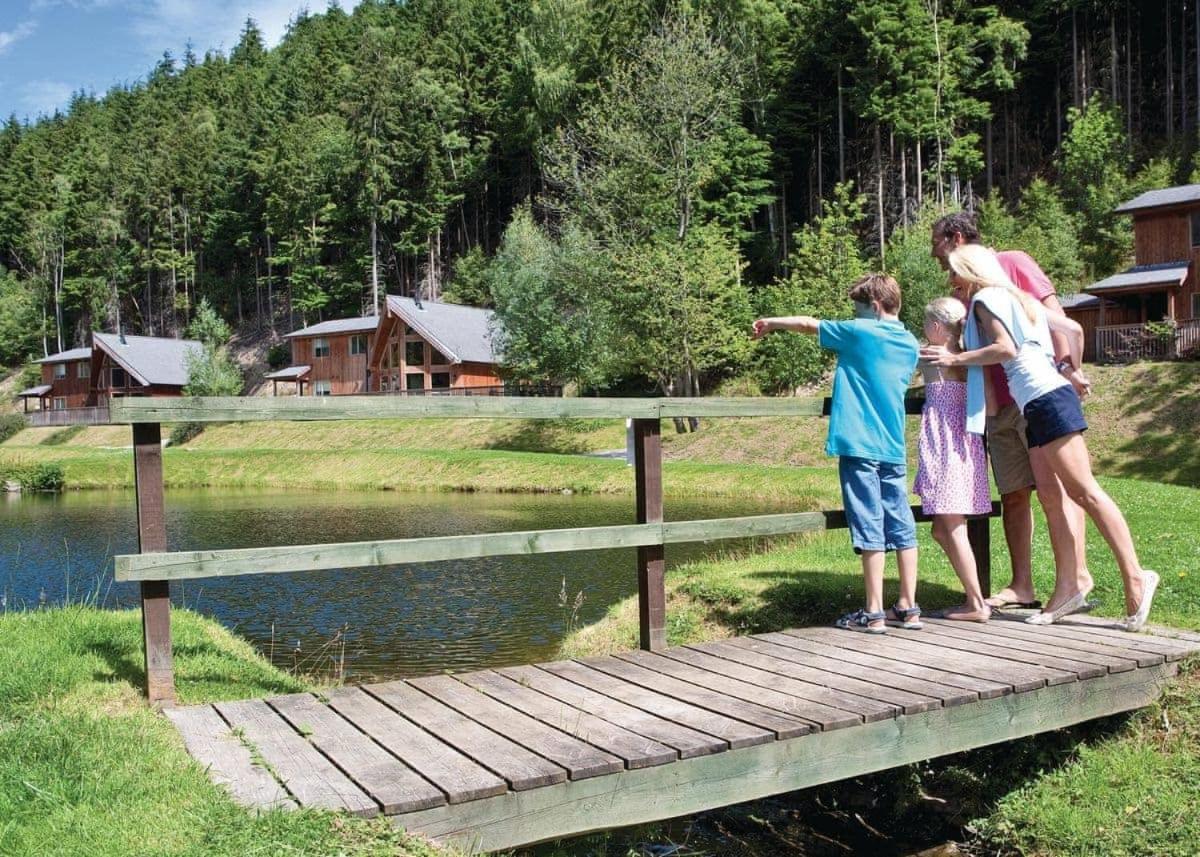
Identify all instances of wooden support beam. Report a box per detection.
[633,419,665,652]
[133,422,174,707]
[968,516,991,598]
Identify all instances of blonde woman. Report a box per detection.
[921,244,1158,631]
[915,298,991,621]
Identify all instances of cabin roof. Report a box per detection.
[1085,261,1190,294]
[1058,293,1101,309]
[386,296,498,364]
[35,347,92,364]
[17,384,52,397]
[1115,183,1200,214]
[93,332,203,387]
[263,365,312,380]
[284,317,380,339]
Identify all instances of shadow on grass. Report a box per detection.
[483,419,614,455]
[676,565,973,638]
[1101,363,1200,487]
[87,639,300,700]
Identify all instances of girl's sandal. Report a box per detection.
[887,602,923,630]
[835,608,887,635]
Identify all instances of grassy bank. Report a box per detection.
[0,606,452,856]
[3,363,1196,496]
[556,474,1200,855]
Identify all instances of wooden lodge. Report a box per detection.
[1064,184,1200,361]
[17,332,202,422]
[266,297,508,397]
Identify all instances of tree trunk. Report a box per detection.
[985,119,992,194]
[875,124,885,262]
[371,209,379,315]
[1168,0,1175,141]
[1111,11,1119,105]
[837,67,846,183]
[1072,9,1080,108]
[265,228,275,335]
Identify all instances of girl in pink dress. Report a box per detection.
[914,298,992,621]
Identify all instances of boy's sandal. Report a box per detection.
[887,602,923,630]
[835,608,887,635]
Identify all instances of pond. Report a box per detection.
[0,488,792,679]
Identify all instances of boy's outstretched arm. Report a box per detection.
[752,316,821,338]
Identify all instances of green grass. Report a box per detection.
[0,606,454,857]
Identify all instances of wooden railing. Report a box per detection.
[1096,318,1200,363]
[25,406,111,428]
[103,395,996,707]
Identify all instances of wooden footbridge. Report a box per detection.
[91,394,1197,853]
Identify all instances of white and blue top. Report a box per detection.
[963,286,1069,436]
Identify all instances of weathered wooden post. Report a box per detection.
[632,417,666,651]
[968,515,991,598]
[133,421,175,707]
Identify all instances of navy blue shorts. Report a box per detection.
[1023,385,1087,448]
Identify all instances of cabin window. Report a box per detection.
[429,347,449,365]
[54,364,67,379]
[313,337,331,358]
[431,372,451,389]
[405,340,425,366]
[111,367,127,387]
[1193,293,1200,318]
[406,373,424,391]
[350,335,367,355]
[314,379,331,396]
[1191,213,1200,247]
[77,362,90,379]
[53,397,67,410]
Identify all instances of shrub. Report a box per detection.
[0,413,26,444]
[169,422,205,446]
[40,425,84,446]
[266,342,290,370]
[0,461,65,491]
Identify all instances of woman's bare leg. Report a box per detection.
[1039,433,1146,614]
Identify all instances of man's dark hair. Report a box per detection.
[932,211,981,243]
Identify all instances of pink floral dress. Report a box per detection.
[913,380,991,515]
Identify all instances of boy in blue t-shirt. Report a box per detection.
[753,274,921,634]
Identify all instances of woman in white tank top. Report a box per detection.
[920,244,1158,632]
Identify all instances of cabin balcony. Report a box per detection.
[1095,317,1200,363]
[25,406,112,428]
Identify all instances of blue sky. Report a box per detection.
[0,1,360,121]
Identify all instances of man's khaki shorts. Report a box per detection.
[986,403,1036,495]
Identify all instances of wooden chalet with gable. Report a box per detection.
[268,297,524,396]
[17,332,202,419]
[1064,184,1200,361]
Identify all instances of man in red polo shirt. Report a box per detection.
[931,212,1094,620]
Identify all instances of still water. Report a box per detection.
[0,488,789,679]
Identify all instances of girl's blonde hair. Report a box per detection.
[924,296,966,339]
[946,243,1040,323]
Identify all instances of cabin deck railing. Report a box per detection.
[25,406,111,428]
[100,394,996,707]
[1096,318,1200,362]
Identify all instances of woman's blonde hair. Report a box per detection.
[946,243,1040,323]
[924,296,966,342]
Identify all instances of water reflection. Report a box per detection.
[0,488,790,679]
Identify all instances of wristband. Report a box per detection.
[1055,359,1073,374]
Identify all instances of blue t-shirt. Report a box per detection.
[818,319,919,465]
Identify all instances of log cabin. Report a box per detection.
[1065,184,1200,361]
[268,297,508,396]
[17,332,202,412]
[266,316,379,396]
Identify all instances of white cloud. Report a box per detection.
[131,0,361,56]
[0,21,37,55]
[20,79,75,116]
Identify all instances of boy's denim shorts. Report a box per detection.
[838,456,918,553]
